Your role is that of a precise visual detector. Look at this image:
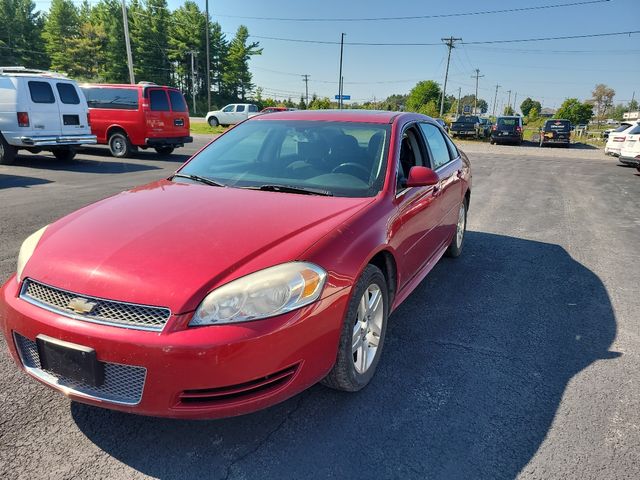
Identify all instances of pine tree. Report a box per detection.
[209,21,228,99]
[0,0,48,68]
[41,0,80,73]
[91,0,129,82]
[66,1,107,80]
[129,0,170,84]
[223,26,262,100]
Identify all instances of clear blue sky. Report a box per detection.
[38,0,640,111]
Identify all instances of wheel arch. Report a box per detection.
[106,125,129,140]
[365,249,398,307]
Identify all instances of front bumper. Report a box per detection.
[19,134,97,147]
[0,276,350,419]
[619,155,640,167]
[145,136,193,147]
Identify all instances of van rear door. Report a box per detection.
[145,88,171,139]
[167,89,190,137]
[26,80,61,138]
[55,81,90,137]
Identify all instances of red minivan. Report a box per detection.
[81,83,192,157]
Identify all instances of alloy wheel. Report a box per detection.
[352,284,384,374]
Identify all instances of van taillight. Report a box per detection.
[17,112,29,127]
[491,125,497,131]
[516,126,522,133]
[87,113,91,126]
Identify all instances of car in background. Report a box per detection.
[81,83,192,158]
[604,122,635,154]
[205,103,259,127]
[259,106,293,114]
[450,115,480,138]
[0,66,96,164]
[618,123,640,167]
[539,119,572,148]
[478,118,492,138]
[490,116,523,145]
[0,110,471,419]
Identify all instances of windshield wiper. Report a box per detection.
[171,173,226,187]
[250,184,333,196]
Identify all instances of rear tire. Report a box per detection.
[322,264,389,392]
[446,199,467,258]
[208,117,219,127]
[154,147,175,156]
[0,134,17,165]
[108,132,132,158]
[52,147,76,161]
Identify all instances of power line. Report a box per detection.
[212,1,610,22]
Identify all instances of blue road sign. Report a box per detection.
[334,95,351,100]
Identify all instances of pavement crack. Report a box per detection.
[220,391,309,480]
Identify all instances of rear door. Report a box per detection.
[497,117,517,136]
[55,81,89,136]
[26,79,61,137]
[233,104,246,123]
[167,89,190,137]
[146,88,171,138]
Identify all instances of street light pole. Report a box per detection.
[121,0,135,84]
[338,33,345,109]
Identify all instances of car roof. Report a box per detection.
[249,109,404,124]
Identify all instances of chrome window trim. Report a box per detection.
[19,279,171,332]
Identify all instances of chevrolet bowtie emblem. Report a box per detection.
[67,297,97,314]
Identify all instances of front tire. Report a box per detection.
[108,132,133,158]
[322,264,389,392]
[52,147,76,161]
[446,199,467,258]
[0,134,17,165]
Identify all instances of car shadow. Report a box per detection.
[0,174,52,189]
[9,154,161,174]
[71,231,618,479]
[79,146,192,163]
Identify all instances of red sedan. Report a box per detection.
[0,110,471,419]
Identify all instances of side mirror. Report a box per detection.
[405,166,439,188]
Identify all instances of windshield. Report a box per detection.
[178,120,391,197]
[545,120,571,132]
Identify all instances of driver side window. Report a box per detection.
[223,105,234,112]
[397,126,425,191]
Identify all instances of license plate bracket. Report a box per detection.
[36,335,104,387]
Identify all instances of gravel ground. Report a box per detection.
[0,136,639,479]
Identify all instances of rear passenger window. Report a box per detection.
[149,90,169,111]
[28,81,55,103]
[82,87,138,110]
[248,105,258,112]
[237,105,245,112]
[168,90,188,112]
[56,83,80,104]
[419,123,452,169]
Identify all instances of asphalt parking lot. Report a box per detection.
[1,136,639,479]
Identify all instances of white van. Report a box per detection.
[0,67,96,164]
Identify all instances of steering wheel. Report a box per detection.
[331,162,370,181]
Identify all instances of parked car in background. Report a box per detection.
[450,115,480,138]
[260,106,292,114]
[490,116,523,145]
[478,118,492,138]
[618,123,640,167]
[205,103,259,127]
[0,110,471,419]
[539,119,572,148]
[604,122,635,154]
[81,83,192,158]
[0,67,96,164]
[603,122,632,140]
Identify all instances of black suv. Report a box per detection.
[539,119,572,148]
[490,116,523,145]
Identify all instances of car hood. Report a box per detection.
[24,180,373,313]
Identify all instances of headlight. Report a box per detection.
[16,225,48,282]
[190,262,327,326]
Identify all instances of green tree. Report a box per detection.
[209,21,228,100]
[91,0,129,82]
[223,25,262,100]
[591,83,615,125]
[520,97,542,117]
[0,0,48,68]
[129,0,170,85]
[555,98,593,125]
[380,94,407,111]
[629,99,639,112]
[528,106,540,122]
[298,96,307,110]
[503,105,514,116]
[308,96,332,110]
[406,80,441,113]
[41,0,80,73]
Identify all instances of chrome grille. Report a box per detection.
[13,332,146,405]
[21,279,171,331]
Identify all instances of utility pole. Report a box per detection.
[302,74,310,106]
[513,92,518,114]
[205,0,211,111]
[506,90,512,112]
[492,84,500,116]
[472,68,484,114]
[629,91,636,112]
[189,50,197,114]
[338,33,345,109]
[439,36,462,116]
[457,87,461,116]
[121,0,135,84]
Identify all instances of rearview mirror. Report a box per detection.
[406,166,439,187]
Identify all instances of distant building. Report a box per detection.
[540,107,556,118]
[623,111,639,120]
